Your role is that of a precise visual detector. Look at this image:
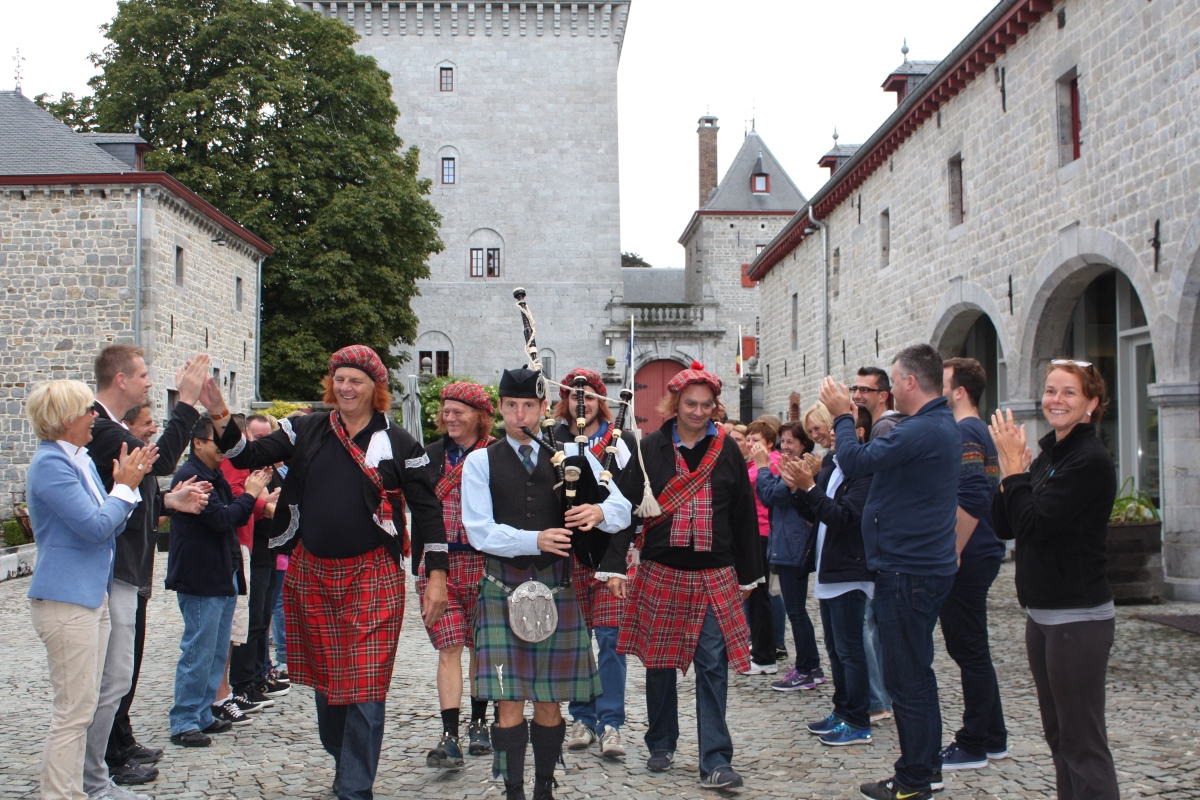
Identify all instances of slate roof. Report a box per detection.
[0,91,143,175]
[821,144,862,160]
[701,131,806,213]
[887,59,941,76]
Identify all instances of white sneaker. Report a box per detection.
[741,661,778,675]
[566,720,597,750]
[599,725,626,758]
[89,781,151,800]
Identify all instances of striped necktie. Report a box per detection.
[518,444,535,474]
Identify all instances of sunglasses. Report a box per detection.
[1050,359,1095,374]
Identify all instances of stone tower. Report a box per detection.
[294,1,631,385]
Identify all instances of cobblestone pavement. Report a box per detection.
[2,560,1199,799]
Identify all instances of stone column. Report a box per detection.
[1148,381,1200,601]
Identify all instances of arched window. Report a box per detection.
[467,228,504,279]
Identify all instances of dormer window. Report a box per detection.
[751,173,769,193]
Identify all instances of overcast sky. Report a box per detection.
[3,0,999,269]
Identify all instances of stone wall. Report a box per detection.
[0,183,264,517]
[755,0,1200,594]
[305,1,630,385]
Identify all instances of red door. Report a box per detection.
[634,359,685,435]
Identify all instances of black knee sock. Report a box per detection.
[471,697,489,723]
[529,720,566,780]
[491,720,529,788]
[441,708,460,738]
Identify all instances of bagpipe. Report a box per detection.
[512,288,636,569]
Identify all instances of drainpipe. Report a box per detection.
[255,257,263,402]
[134,188,143,347]
[808,207,830,376]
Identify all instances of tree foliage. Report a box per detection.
[36,0,443,398]
[621,251,652,268]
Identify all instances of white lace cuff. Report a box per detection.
[593,572,627,582]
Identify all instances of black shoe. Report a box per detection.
[121,742,164,765]
[467,720,492,755]
[859,776,933,800]
[169,730,211,748]
[775,648,789,662]
[533,774,557,800]
[931,770,944,793]
[260,678,290,698]
[505,782,526,800]
[646,749,674,772]
[243,685,275,708]
[425,731,465,769]
[201,717,232,735]
[231,691,266,714]
[213,700,253,726]
[110,759,159,785]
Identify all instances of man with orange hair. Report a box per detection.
[214,345,448,800]
[617,362,762,790]
[413,381,498,769]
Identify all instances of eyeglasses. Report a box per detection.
[1050,359,1095,373]
[848,386,882,394]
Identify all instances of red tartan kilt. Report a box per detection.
[572,559,629,630]
[284,543,405,705]
[617,559,751,674]
[417,550,485,650]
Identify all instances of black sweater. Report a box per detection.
[790,454,874,584]
[991,423,1116,609]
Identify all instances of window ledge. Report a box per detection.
[948,222,967,242]
[1057,158,1083,184]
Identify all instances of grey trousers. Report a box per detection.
[83,580,139,795]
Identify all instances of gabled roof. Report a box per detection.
[885,60,941,79]
[700,131,806,214]
[0,91,145,175]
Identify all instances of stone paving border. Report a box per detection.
[2,561,1199,799]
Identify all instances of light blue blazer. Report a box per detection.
[26,439,136,609]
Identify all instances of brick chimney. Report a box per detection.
[697,115,719,207]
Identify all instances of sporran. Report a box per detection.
[487,574,561,643]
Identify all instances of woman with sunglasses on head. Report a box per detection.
[989,360,1119,800]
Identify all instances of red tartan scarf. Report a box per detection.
[329,410,409,556]
[588,425,615,461]
[436,437,494,544]
[643,427,726,551]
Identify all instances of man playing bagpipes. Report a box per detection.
[212,346,449,800]
[411,382,498,769]
[460,366,632,800]
[616,362,763,791]
[551,368,639,760]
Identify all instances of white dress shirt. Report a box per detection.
[460,435,632,558]
[55,440,140,506]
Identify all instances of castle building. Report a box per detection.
[295,1,631,385]
[0,91,271,511]
[748,0,1200,599]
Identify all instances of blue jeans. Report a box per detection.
[872,571,955,790]
[819,590,870,730]
[169,592,236,735]
[316,691,387,800]
[774,566,820,674]
[271,567,287,665]
[771,592,787,652]
[568,625,627,731]
[864,598,892,713]
[644,606,733,779]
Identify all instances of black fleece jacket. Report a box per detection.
[991,423,1116,610]
[791,453,874,584]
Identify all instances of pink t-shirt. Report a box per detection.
[747,450,782,538]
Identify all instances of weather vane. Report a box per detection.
[13,47,26,93]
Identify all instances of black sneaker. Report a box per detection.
[646,750,674,772]
[231,692,266,714]
[260,678,290,698]
[213,700,252,726]
[110,759,158,785]
[243,685,275,708]
[775,648,789,662]
[120,742,164,765]
[931,770,944,793]
[859,776,933,800]
[467,720,492,755]
[169,729,211,748]
[201,717,232,735]
[426,731,465,769]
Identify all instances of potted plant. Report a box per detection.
[1106,477,1164,604]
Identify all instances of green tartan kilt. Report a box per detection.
[473,558,600,703]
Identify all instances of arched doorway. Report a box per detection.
[939,313,1006,422]
[633,359,685,434]
[1058,270,1159,504]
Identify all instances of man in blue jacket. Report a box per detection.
[819,343,961,800]
[166,415,271,748]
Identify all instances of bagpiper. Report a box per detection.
[412,381,497,768]
[617,362,762,790]
[213,345,449,800]
[461,366,632,800]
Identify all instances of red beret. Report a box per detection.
[667,360,722,397]
[440,381,495,416]
[559,367,607,400]
[329,345,388,385]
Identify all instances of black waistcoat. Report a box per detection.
[487,440,565,571]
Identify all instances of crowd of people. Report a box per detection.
[22,339,1121,800]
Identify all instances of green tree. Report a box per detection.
[36,0,442,398]
[621,251,652,268]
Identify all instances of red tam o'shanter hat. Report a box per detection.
[329,345,388,385]
[440,381,495,416]
[559,367,607,400]
[666,361,722,397]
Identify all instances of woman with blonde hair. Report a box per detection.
[25,380,157,800]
